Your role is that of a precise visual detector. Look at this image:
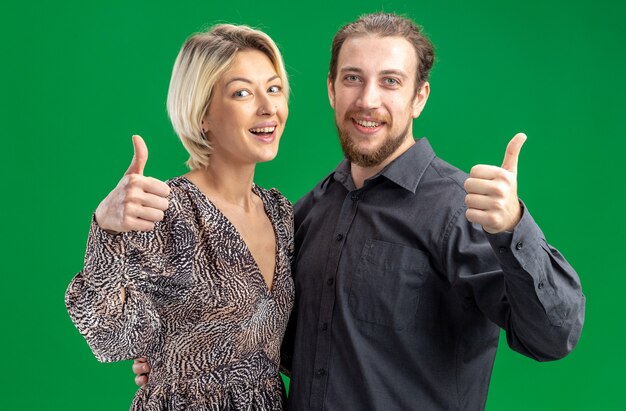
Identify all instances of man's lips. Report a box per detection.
[351,117,385,134]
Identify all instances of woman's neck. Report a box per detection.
[185,157,257,211]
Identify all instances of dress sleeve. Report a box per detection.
[442,201,585,361]
[65,192,191,363]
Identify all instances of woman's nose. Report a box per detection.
[258,95,277,116]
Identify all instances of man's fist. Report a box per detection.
[132,357,151,387]
[464,133,527,234]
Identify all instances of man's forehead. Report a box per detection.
[337,35,417,74]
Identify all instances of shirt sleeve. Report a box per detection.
[442,201,585,361]
[65,194,190,363]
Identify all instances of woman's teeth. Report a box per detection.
[250,126,276,134]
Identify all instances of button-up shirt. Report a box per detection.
[282,138,584,410]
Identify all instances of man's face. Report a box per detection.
[328,35,429,168]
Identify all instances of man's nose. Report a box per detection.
[356,82,381,109]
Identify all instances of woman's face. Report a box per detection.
[203,49,288,167]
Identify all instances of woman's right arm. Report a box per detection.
[66,220,161,362]
[65,135,172,362]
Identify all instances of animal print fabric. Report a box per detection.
[66,176,295,410]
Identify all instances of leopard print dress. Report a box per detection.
[66,176,295,410]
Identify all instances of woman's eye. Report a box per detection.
[268,85,282,93]
[234,90,251,97]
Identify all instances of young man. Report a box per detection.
[133,13,584,410]
[280,12,584,410]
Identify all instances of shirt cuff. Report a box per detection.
[484,202,567,326]
[484,201,545,269]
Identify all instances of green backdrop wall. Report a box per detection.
[1,0,624,409]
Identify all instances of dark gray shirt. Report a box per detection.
[282,138,584,410]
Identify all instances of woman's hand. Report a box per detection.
[95,135,171,233]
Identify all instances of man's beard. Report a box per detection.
[336,114,410,167]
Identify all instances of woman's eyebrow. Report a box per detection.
[225,75,280,86]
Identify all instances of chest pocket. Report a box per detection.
[349,239,429,330]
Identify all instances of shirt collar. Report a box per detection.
[331,138,436,193]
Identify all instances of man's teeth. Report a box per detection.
[354,119,381,128]
[250,126,276,134]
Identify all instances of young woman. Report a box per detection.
[66,24,294,410]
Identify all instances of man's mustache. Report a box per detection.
[344,110,391,124]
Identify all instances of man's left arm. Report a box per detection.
[461,133,585,360]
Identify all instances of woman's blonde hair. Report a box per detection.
[167,24,289,170]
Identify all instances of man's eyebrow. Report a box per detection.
[339,67,364,73]
[225,75,280,86]
[380,69,408,78]
[339,67,408,79]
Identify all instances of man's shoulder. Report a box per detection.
[419,155,468,199]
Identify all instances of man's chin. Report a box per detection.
[344,149,385,168]
[339,137,383,167]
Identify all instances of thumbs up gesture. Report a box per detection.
[463,133,527,234]
[94,135,171,233]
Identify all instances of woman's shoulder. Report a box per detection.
[165,175,193,196]
[255,185,293,214]
[163,176,203,213]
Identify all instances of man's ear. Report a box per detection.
[327,74,336,109]
[412,81,430,119]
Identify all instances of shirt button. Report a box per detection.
[321,323,328,331]
[336,234,344,241]
[498,247,507,254]
[516,242,524,250]
[351,193,360,201]
[316,368,326,377]
[327,278,335,286]
[538,281,544,289]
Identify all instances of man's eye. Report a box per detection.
[345,75,360,82]
[384,78,399,86]
[268,85,282,93]
[234,90,251,97]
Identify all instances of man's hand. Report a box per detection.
[132,357,151,387]
[464,133,527,234]
[94,135,170,233]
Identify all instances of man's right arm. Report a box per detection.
[133,358,151,386]
[445,204,584,361]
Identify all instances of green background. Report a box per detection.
[2,0,624,409]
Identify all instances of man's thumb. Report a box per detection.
[125,135,148,175]
[501,133,527,173]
